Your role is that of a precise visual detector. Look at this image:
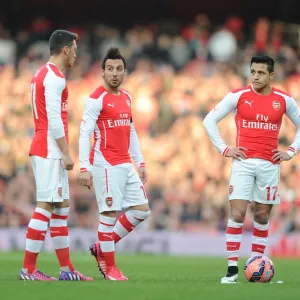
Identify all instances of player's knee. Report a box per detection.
[37,201,54,211]
[54,199,70,209]
[131,203,149,211]
[53,206,70,216]
[131,209,151,221]
[230,209,246,223]
[101,211,117,218]
[253,211,269,224]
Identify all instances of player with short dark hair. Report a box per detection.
[79,47,150,281]
[203,55,300,283]
[20,29,92,281]
[250,55,275,73]
[101,47,127,70]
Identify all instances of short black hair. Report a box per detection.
[250,55,275,73]
[102,47,126,70]
[49,30,78,55]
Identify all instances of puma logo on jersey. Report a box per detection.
[107,103,115,108]
[245,100,253,107]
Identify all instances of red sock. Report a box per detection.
[226,219,243,267]
[50,207,74,271]
[112,210,150,243]
[251,221,269,256]
[98,215,116,267]
[23,208,51,273]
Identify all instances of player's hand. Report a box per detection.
[62,154,74,171]
[225,147,247,160]
[78,171,93,189]
[138,167,148,184]
[271,149,291,163]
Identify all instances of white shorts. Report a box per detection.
[228,158,280,204]
[31,156,69,202]
[92,163,148,213]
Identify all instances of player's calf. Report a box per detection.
[112,209,150,243]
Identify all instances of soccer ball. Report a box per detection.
[244,255,275,283]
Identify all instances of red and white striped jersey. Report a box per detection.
[203,85,300,163]
[29,62,68,159]
[79,86,145,170]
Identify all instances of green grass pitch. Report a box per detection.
[0,252,299,300]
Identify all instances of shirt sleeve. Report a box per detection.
[79,97,102,171]
[129,120,145,168]
[203,92,239,155]
[285,96,300,158]
[44,74,65,139]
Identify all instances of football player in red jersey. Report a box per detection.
[203,56,300,283]
[79,48,150,280]
[20,30,92,281]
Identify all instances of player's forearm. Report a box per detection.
[48,111,65,138]
[284,97,300,158]
[49,117,69,154]
[79,134,92,171]
[79,118,95,171]
[129,124,145,167]
[55,136,70,155]
[287,128,300,158]
[203,115,228,155]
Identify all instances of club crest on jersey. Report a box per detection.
[62,102,68,111]
[272,101,280,110]
[105,197,113,207]
[58,187,62,197]
[229,185,234,195]
[126,99,131,108]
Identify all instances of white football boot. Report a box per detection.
[221,273,238,284]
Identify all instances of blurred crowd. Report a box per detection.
[0,14,300,233]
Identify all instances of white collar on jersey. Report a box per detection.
[251,84,273,96]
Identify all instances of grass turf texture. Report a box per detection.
[0,252,299,300]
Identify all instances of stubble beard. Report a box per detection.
[108,80,122,89]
